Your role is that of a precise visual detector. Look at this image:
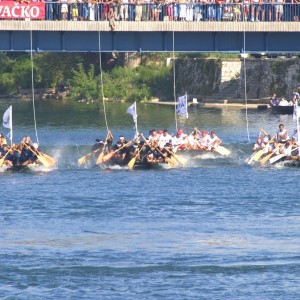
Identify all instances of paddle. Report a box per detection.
[163,146,187,165]
[24,144,52,168]
[141,134,178,167]
[78,151,97,165]
[0,146,14,167]
[96,139,134,165]
[259,146,280,165]
[156,148,178,166]
[260,128,269,136]
[213,145,231,156]
[95,131,115,165]
[269,146,300,164]
[269,153,285,164]
[128,146,143,169]
[39,152,56,167]
[247,134,276,164]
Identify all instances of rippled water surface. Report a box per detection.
[0,100,300,299]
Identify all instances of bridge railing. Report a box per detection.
[0,1,299,22]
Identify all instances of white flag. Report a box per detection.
[176,94,188,119]
[127,102,137,123]
[293,103,300,121]
[3,105,12,129]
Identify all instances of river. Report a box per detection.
[0,100,299,299]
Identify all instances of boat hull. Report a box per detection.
[0,163,54,172]
[270,104,294,114]
[99,159,168,170]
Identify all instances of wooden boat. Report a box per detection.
[0,162,54,173]
[270,103,294,114]
[176,146,230,157]
[100,156,168,170]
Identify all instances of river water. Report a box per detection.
[1,100,300,299]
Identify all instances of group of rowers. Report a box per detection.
[251,124,300,163]
[0,134,41,167]
[88,128,223,166]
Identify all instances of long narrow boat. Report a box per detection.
[0,162,55,173]
[99,157,168,170]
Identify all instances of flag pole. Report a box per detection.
[10,106,13,147]
[134,101,138,137]
[297,101,300,143]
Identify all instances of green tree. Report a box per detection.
[12,56,42,90]
[69,63,99,100]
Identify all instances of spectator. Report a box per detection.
[108,6,116,29]
[60,0,69,20]
[275,0,284,21]
[251,0,261,21]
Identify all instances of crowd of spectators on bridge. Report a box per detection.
[2,0,300,22]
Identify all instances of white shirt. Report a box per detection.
[277,129,289,142]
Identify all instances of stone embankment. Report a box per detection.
[173,57,300,107]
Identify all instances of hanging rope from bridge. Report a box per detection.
[98,21,109,134]
[29,22,39,145]
[242,17,251,143]
[172,30,178,132]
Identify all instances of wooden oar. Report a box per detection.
[259,143,284,165]
[269,146,300,164]
[250,148,264,162]
[164,147,187,165]
[40,152,56,167]
[0,146,14,167]
[128,147,143,169]
[141,134,178,167]
[24,144,52,168]
[95,131,114,165]
[213,145,231,156]
[78,151,96,165]
[78,132,113,165]
[96,139,134,165]
[247,135,276,164]
[269,153,285,164]
[259,149,278,165]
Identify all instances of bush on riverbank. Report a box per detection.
[67,60,173,102]
[0,53,173,102]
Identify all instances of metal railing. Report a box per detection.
[44,2,300,22]
[1,2,299,22]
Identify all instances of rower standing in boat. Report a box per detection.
[276,124,289,144]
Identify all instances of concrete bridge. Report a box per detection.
[1,20,300,53]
